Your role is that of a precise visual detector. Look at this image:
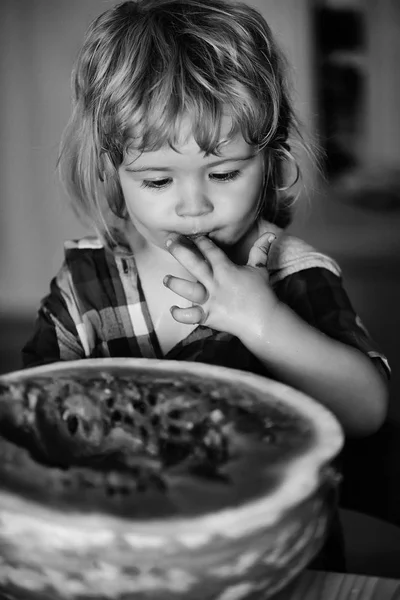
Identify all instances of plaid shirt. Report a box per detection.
[22,221,390,381]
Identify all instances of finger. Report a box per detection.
[170,304,207,325]
[192,235,228,270]
[247,232,276,268]
[163,275,208,304]
[166,236,211,282]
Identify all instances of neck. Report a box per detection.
[125,224,169,260]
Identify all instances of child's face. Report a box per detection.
[118,116,264,254]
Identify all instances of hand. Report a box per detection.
[163,232,279,339]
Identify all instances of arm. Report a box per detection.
[239,298,389,438]
[164,235,389,439]
[22,273,85,368]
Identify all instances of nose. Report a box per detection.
[175,183,214,218]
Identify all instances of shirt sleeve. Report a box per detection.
[22,273,85,368]
[273,267,390,381]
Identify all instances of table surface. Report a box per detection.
[274,570,400,599]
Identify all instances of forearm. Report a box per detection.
[240,302,389,437]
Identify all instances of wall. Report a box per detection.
[0,0,314,315]
[364,0,400,165]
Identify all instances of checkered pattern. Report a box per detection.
[22,228,390,382]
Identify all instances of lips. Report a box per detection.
[165,230,218,246]
[179,229,217,239]
[186,232,210,239]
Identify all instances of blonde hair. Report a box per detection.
[59,0,310,242]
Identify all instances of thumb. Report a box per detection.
[247,232,276,268]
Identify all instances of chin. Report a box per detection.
[213,228,247,247]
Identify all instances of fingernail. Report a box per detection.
[163,275,170,286]
[268,234,276,243]
[165,238,173,248]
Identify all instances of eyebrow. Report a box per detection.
[125,154,256,173]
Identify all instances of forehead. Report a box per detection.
[124,115,251,166]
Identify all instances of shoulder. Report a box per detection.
[63,230,132,261]
[56,236,108,287]
[257,221,341,285]
[61,234,125,270]
[54,235,123,300]
[52,235,129,348]
[64,235,106,255]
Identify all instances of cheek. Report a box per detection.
[119,181,151,221]
[123,190,171,237]
[245,165,265,214]
[226,177,263,221]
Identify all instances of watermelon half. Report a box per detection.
[0,358,343,600]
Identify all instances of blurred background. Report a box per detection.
[1,0,400,574]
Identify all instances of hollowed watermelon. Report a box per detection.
[0,358,343,600]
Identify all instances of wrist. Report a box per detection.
[235,296,284,351]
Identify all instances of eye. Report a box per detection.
[210,170,241,183]
[141,178,172,190]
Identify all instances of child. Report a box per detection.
[23,0,389,571]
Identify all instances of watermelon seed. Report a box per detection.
[106,397,115,409]
[153,475,167,492]
[263,431,276,444]
[139,426,149,443]
[136,480,147,492]
[151,414,160,427]
[188,384,202,394]
[67,415,79,435]
[133,401,147,415]
[168,409,182,420]
[111,410,122,423]
[129,466,141,477]
[168,424,182,437]
[147,392,157,406]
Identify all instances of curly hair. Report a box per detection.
[59,0,310,242]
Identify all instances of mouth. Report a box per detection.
[182,228,219,239]
[165,230,219,246]
[186,232,210,239]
